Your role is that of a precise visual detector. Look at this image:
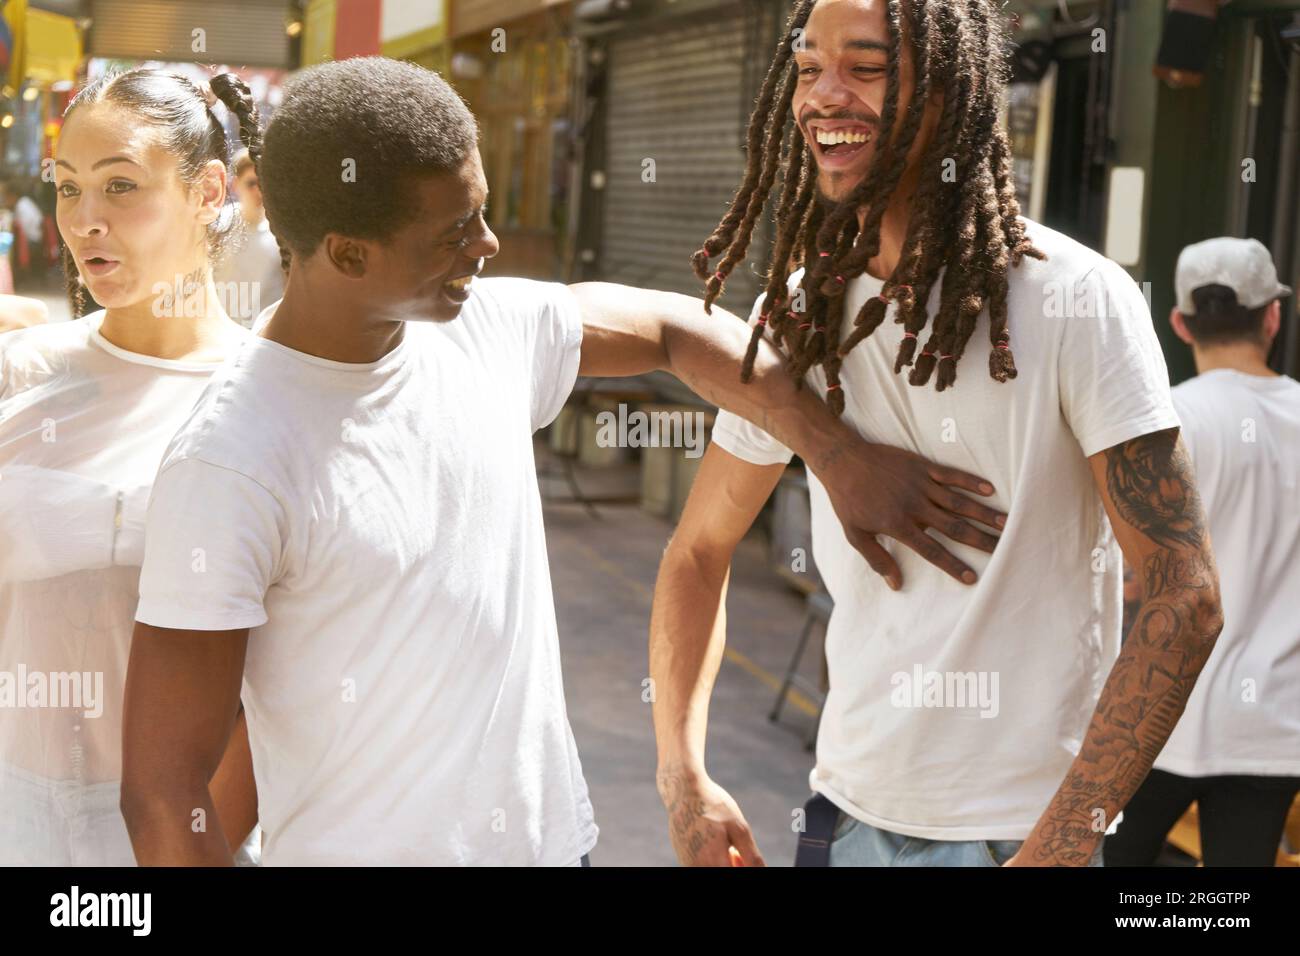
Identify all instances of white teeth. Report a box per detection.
[445,276,473,291]
[814,129,870,146]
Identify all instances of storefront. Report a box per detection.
[574,0,779,304]
[89,0,293,68]
[1004,2,1114,253]
[450,0,574,280]
[1006,0,1300,380]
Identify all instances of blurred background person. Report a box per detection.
[1,179,50,293]
[213,149,284,328]
[1106,238,1300,867]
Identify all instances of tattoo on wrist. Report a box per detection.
[657,764,710,865]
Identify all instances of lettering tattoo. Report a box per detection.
[657,764,713,865]
[1024,430,1223,865]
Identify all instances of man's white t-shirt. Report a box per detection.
[1153,369,1300,777]
[712,218,1179,840]
[135,279,598,865]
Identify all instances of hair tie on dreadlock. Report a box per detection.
[756,313,768,327]
[818,251,831,258]
[909,348,938,387]
[826,383,842,391]
[893,329,919,373]
[989,340,1018,382]
[875,292,890,305]
[835,275,846,285]
[798,322,811,330]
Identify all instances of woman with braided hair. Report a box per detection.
[653,0,1223,867]
[0,68,264,864]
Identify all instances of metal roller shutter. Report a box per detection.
[90,0,292,69]
[599,4,771,309]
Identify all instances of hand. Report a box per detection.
[657,765,765,867]
[1002,834,1100,867]
[812,442,1006,588]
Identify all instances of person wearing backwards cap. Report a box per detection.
[1106,237,1299,867]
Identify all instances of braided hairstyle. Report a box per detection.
[692,0,1045,411]
[58,68,271,318]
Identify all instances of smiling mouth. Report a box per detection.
[809,124,875,161]
[445,275,473,292]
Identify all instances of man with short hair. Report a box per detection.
[1105,237,1300,867]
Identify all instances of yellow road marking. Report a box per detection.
[564,533,820,718]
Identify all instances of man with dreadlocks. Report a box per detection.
[650,0,1224,866]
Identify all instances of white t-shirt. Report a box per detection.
[1152,369,1300,777]
[213,217,285,328]
[135,278,598,866]
[712,218,1179,840]
[0,313,243,863]
[13,196,43,244]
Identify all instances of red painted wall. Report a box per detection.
[333,0,382,60]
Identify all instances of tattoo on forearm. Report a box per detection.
[1026,431,1223,865]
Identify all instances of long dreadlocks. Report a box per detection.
[691,0,1044,412]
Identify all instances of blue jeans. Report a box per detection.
[828,810,1105,867]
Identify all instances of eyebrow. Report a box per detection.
[54,156,144,173]
[802,38,890,53]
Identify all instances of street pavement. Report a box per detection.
[542,452,821,867]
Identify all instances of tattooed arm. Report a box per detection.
[1009,427,1223,866]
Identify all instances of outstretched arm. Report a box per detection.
[1010,427,1223,865]
[570,281,1007,587]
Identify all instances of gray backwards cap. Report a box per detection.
[1175,237,1292,315]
